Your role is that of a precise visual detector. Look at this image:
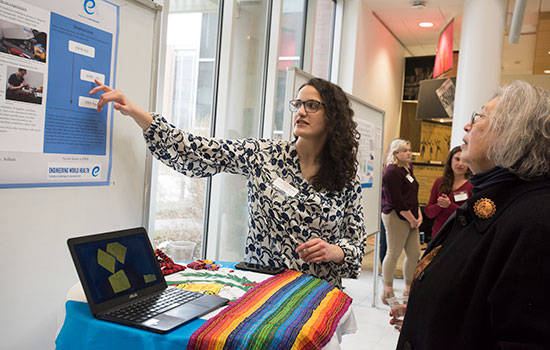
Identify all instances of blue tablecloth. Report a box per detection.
[56,301,206,350]
[55,261,237,350]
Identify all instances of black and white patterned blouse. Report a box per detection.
[144,114,366,289]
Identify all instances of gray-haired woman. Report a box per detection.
[392,80,550,349]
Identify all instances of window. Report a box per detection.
[310,0,337,80]
[150,0,341,262]
[152,4,220,259]
[210,0,271,261]
[271,0,307,139]
[270,0,338,139]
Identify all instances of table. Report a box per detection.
[6,88,43,104]
[55,262,357,350]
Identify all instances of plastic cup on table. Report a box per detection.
[166,241,196,262]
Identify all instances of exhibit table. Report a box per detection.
[55,262,357,350]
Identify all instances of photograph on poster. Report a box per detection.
[0,19,47,63]
[5,66,43,104]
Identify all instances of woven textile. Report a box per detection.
[188,270,352,350]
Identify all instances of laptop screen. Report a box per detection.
[71,230,163,305]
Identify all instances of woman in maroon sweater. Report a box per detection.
[381,139,422,305]
[425,146,473,238]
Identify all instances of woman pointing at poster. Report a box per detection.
[89,78,367,290]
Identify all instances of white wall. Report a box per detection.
[0,2,158,349]
[338,0,405,153]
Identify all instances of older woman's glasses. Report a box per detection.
[289,99,325,113]
[471,111,488,125]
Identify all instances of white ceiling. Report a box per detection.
[367,0,464,56]
[366,0,550,74]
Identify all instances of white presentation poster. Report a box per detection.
[0,0,118,188]
[357,118,375,189]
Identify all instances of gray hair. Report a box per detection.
[385,138,410,167]
[486,80,550,180]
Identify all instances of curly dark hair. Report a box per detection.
[299,78,360,192]
[438,145,472,194]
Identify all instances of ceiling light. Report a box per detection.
[547,50,550,55]
[544,70,550,74]
[418,22,434,28]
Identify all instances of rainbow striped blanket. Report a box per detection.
[188,269,352,350]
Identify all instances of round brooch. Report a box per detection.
[473,198,496,219]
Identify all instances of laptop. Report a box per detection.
[67,227,229,334]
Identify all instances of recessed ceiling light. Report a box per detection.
[544,70,550,74]
[547,50,550,55]
[418,22,434,28]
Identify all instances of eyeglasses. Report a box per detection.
[289,99,325,113]
[470,111,488,125]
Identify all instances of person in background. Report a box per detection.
[89,77,367,290]
[379,218,387,266]
[379,157,390,267]
[424,145,473,238]
[380,139,421,305]
[6,68,28,100]
[391,80,550,349]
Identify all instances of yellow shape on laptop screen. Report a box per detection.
[109,269,131,293]
[106,242,127,263]
[97,248,116,273]
[143,274,157,283]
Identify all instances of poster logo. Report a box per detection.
[47,164,101,180]
[92,166,100,177]
[83,0,96,15]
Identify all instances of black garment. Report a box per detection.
[469,166,518,194]
[397,176,550,350]
[381,163,420,221]
[8,73,23,87]
[7,73,24,99]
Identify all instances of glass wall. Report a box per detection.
[310,0,337,80]
[269,0,337,139]
[151,0,341,262]
[152,3,220,259]
[271,0,307,139]
[214,0,270,261]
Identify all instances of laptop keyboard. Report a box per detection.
[105,287,202,323]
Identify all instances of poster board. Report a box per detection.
[0,0,162,348]
[0,0,122,188]
[283,67,385,236]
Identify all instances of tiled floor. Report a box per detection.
[339,267,405,349]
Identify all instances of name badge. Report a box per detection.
[454,191,468,202]
[272,177,299,197]
[406,174,414,183]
